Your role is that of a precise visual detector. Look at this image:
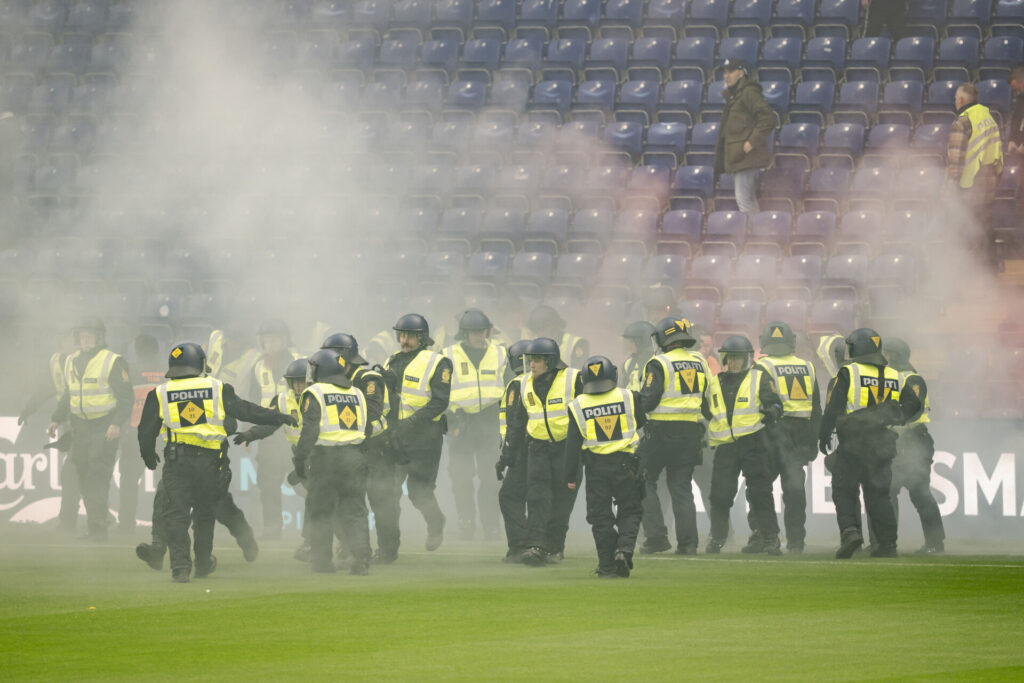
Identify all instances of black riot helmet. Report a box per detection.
[882,337,914,372]
[456,308,493,340]
[846,328,887,365]
[526,305,566,335]
[507,339,530,373]
[284,358,309,380]
[73,317,106,348]
[306,349,353,388]
[622,321,656,355]
[166,342,208,379]
[321,332,368,366]
[582,355,618,394]
[524,337,564,372]
[393,313,433,348]
[258,318,292,350]
[718,335,755,372]
[653,316,697,351]
[759,321,797,356]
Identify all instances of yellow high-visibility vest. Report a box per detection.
[523,368,580,442]
[498,375,522,440]
[206,329,260,389]
[443,342,507,414]
[568,387,640,455]
[49,351,65,398]
[646,348,710,422]
[389,349,446,421]
[276,390,302,446]
[846,363,901,413]
[707,369,767,446]
[353,366,389,438]
[816,334,844,379]
[622,354,646,392]
[561,332,586,367]
[254,350,301,407]
[303,382,367,447]
[898,370,930,426]
[367,329,400,364]
[157,376,227,449]
[64,349,119,419]
[960,103,1004,189]
[756,355,815,418]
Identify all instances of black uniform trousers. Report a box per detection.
[755,418,815,547]
[585,453,644,573]
[498,456,528,554]
[255,435,291,532]
[447,406,501,536]
[56,449,82,531]
[161,444,223,573]
[639,422,703,550]
[831,428,899,546]
[890,425,944,546]
[70,418,120,539]
[366,439,401,556]
[150,476,256,558]
[709,430,780,542]
[305,444,371,570]
[525,437,579,553]
[395,421,447,537]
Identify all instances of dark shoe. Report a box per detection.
[194,555,217,579]
[640,537,671,554]
[311,562,337,573]
[349,561,370,576]
[870,543,898,558]
[914,542,944,555]
[594,567,619,578]
[674,545,697,555]
[520,547,547,567]
[545,551,563,565]
[293,542,311,563]
[135,543,163,571]
[502,549,523,564]
[705,538,725,554]
[241,536,259,563]
[741,530,764,554]
[426,527,444,552]
[862,544,875,554]
[762,534,782,556]
[171,569,190,583]
[371,549,397,565]
[835,528,864,559]
[614,551,631,577]
[787,543,805,555]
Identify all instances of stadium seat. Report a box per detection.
[575,79,617,118]
[717,36,759,70]
[935,36,978,82]
[762,81,790,113]
[848,37,890,82]
[705,210,748,255]
[660,80,703,123]
[602,120,644,159]
[789,81,835,126]
[773,0,817,35]
[808,298,856,333]
[759,37,802,83]
[643,121,688,166]
[687,254,733,300]
[490,77,530,109]
[802,36,846,82]
[764,298,808,331]
[643,253,687,286]
[731,253,778,298]
[718,299,763,333]
[467,250,509,284]
[646,0,686,23]
[531,79,573,114]
[504,38,543,70]
[869,253,917,291]
[981,36,1024,79]
[834,81,879,126]
[730,0,773,31]
[563,0,602,28]
[822,253,869,298]
[891,36,935,81]
[630,36,672,82]
[818,0,861,32]
[605,0,646,25]
[520,0,559,30]
[659,209,703,249]
[672,37,715,82]
[509,251,555,284]
[821,122,865,158]
[618,79,660,120]
[476,0,516,29]
[750,211,793,247]
[866,122,911,154]
[524,208,570,252]
[949,0,993,33]
[978,79,1012,115]
[688,0,730,37]
[586,37,629,81]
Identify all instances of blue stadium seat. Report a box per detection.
[490,77,530,109]
[779,253,824,292]
[978,79,1012,114]
[894,165,944,203]
[660,209,703,246]
[586,164,632,196]
[336,40,376,69]
[423,250,467,280]
[688,0,730,39]
[379,39,420,71]
[352,0,391,29]
[808,298,856,333]
[467,251,510,284]
[672,165,714,211]
[848,36,890,82]
[731,253,778,296]
[794,210,837,248]
[849,165,893,200]
[687,254,733,299]
[950,0,993,31]
[822,122,865,157]
[524,208,570,251]
[672,36,715,82]
[750,210,793,246]
[520,0,559,30]
[544,37,587,79]
[718,299,763,333]
[869,253,916,291]
[454,162,498,196]
[911,121,951,154]
[643,121,688,166]
[11,33,53,70]
[764,299,808,332]
[660,80,703,122]
[297,31,342,71]
[981,36,1024,79]
[759,37,803,82]
[313,0,352,28]
[602,120,644,159]
[50,115,95,155]
[575,79,617,118]
[553,252,600,284]
[646,0,686,23]
[476,0,516,29]
[705,80,727,110]
[626,164,672,201]
[789,81,834,126]
[687,121,719,166]
[606,0,645,25]
[773,0,816,29]
[866,123,911,154]
[891,36,935,81]
[434,0,474,28]
[586,37,629,80]
[447,79,487,108]
[818,0,861,31]
[618,79,660,119]
[630,36,672,81]
[406,80,445,110]
[615,207,660,240]
[802,36,846,82]
[462,38,502,76]
[643,253,687,286]
[532,79,573,114]
[67,0,108,34]
[600,253,646,281]
[926,79,958,116]
[935,36,977,82]
[504,38,543,70]
[510,251,555,284]
[571,207,615,245]
[28,0,68,34]
[761,81,790,113]
[834,81,879,126]
[46,42,91,75]
[705,210,748,254]
[717,36,758,69]
[730,0,773,29]
[778,121,820,159]
[516,120,557,148]
[30,76,75,114]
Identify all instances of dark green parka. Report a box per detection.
[714,76,776,174]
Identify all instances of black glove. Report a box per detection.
[495,460,507,481]
[761,405,782,424]
[17,412,29,426]
[292,456,306,479]
[232,430,254,446]
[286,469,304,486]
[142,452,160,470]
[278,413,298,427]
[818,437,831,456]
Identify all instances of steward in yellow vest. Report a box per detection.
[705,335,784,555]
[814,333,847,381]
[883,337,945,555]
[252,318,302,408]
[293,349,373,575]
[48,318,133,542]
[495,339,531,562]
[206,327,260,400]
[819,328,923,560]
[383,313,452,555]
[565,356,647,578]
[753,322,822,553]
[636,316,712,555]
[505,337,583,566]
[526,304,589,369]
[443,308,510,541]
[137,342,293,582]
[620,321,656,392]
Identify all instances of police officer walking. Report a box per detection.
[754,322,821,553]
[206,325,260,399]
[48,319,133,542]
[884,337,945,554]
[565,356,647,578]
[706,336,784,555]
[137,343,294,582]
[620,321,656,391]
[504,338,582,566]
[637,317,713,555]
[293,349,377,574]
[819,329,922,559]
[526,305,589,369]
[495,340,530,562]
[443,309,509,541]
[384,314,452,555]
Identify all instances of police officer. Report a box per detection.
[884,337,945,554]
[819,329,922,559]
[293,349,376,574]
[251,318,301,538]
[504,337,583,566]
[120,333,165,534]
[565,356,647,578]
[526,305,589,369]
[137,343,294,582]
[320,333,391,563]
[48,319,133,542]
[754,322,821,553]
[814,333,847,384]
[495,340,530,562]
[637,317,712,555]
[621,321,656,391]
[443,308,509,541]
[206,325,260,399]
[20,327,80,533]
[384,313,452,555]
[706,335,784,555]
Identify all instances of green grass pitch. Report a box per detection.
[3,534,1024,681]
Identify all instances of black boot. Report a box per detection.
[870,543,898,558]
[835,527,864,559]
[614,551,631,577]
[761,533,782,556]
[640,537,671,554]
[194,555,217,578]
[135,543,163,571]
[741,530,765,554]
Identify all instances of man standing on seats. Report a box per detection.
[715,58,776,219]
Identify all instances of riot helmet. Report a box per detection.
[581,355,618,394]
[718,335,755,372]
[622,321,656,355]
[393,313,433,348]
[306,349,352,388]
[882,336,914,372]
[166,342,208,379]
[321,332,368,366]
[759,321,797,356]
[524,337,563,374]
[846,328,887,365]
[652,316,697,351]
[507,339,530,374]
